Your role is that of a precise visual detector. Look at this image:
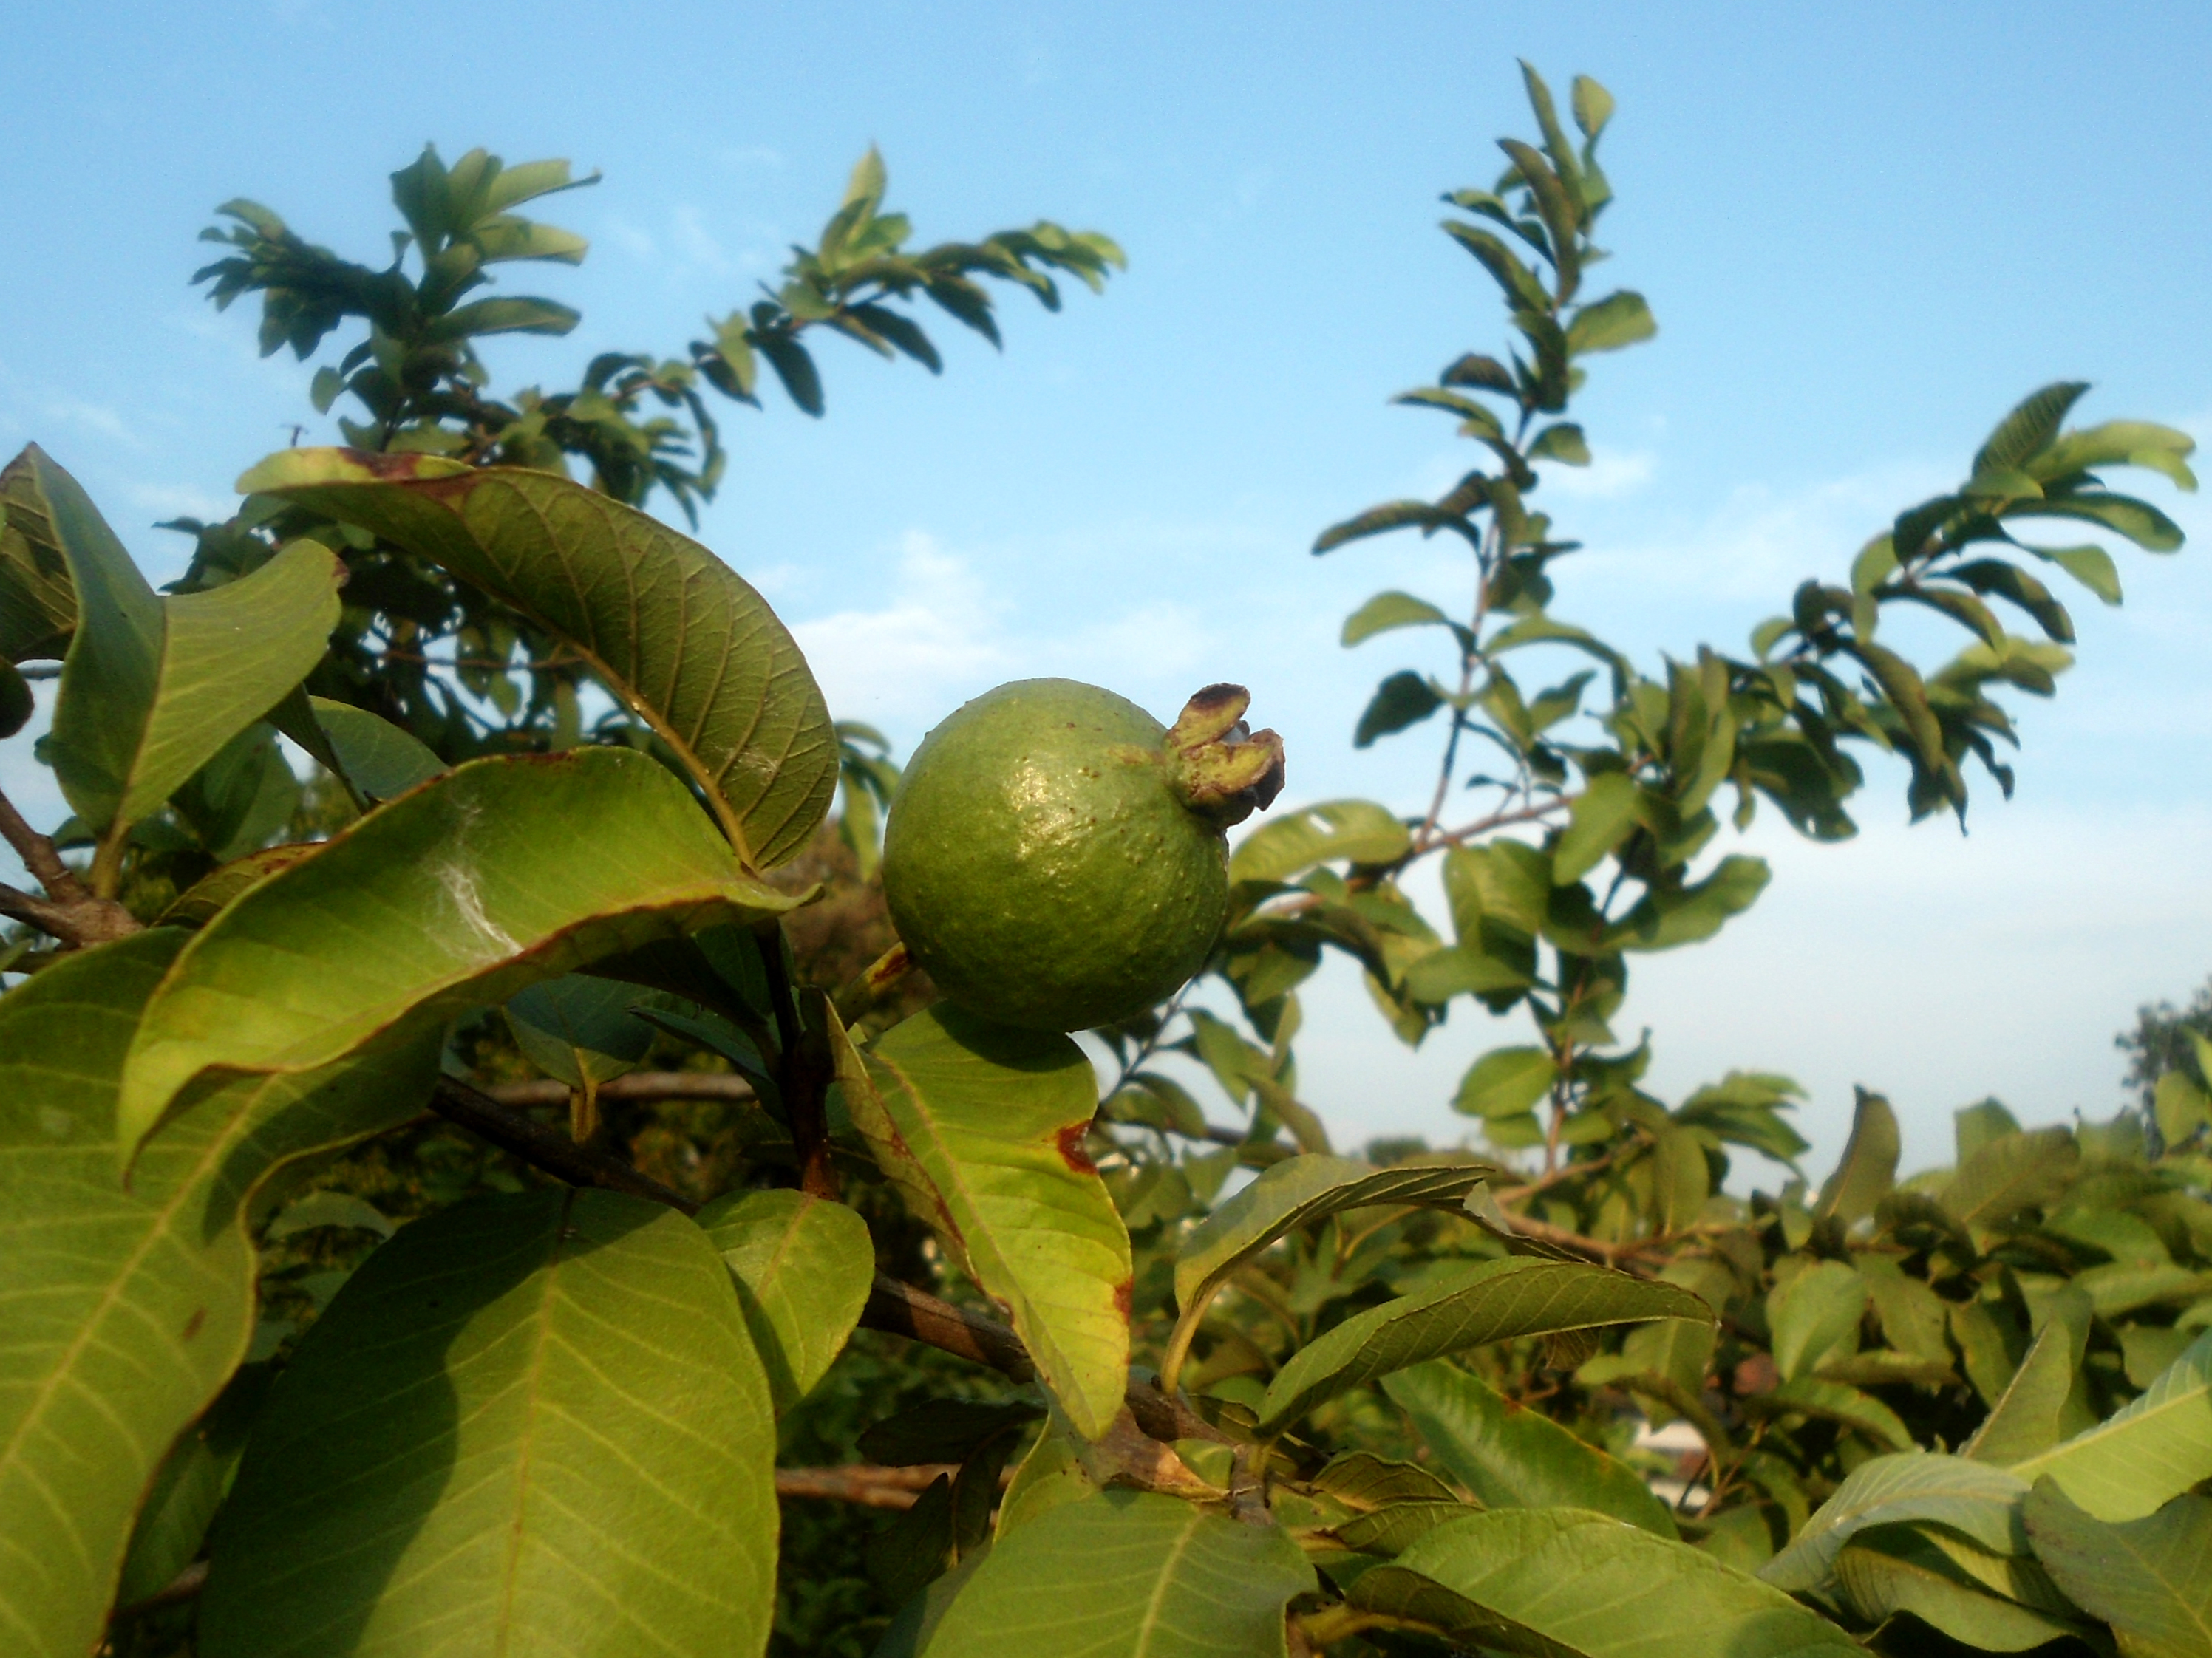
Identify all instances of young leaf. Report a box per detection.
[697,1187,875,1414]
[1452,1046,1556,1119]
[2005,1326,2212,1521]
[1341,590,1453,647]
[239,448,837,870]
[1256,1257,1709,1433]
[0,933,438,1658]
[1228,799,1410,884]
[1354,670,1444,747]
[1355,1509,1859,1657]
[1171,1153,1496,1313]
[1964,1289,2094,1464]
[1760,1453,2033,1593]
[1973,382,2090,476]
[1565,290,1655,355]
[197,1189,777,1658]
[306,695,447,800]
[1814,1088,1899,1224]
[1552,771,1639,884]
[917,1490,1315,1658]
[1385,1359,1679,1535]
[118,747,803,1150]
[32,443,341,850]
[837,1005,1131,1440]
[2026,1481,2212,1658]
[1743,1377,1913,1453]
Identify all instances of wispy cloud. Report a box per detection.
[718,146,786,172]
[670,204,735,277]
[127,482,233,524]
[1537,446,1657,499]
[792,533,1015,721]
[789,528,1219,734]
[44,400,138,446]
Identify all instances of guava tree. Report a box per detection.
[2,64,2209,1658]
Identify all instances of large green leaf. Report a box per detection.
[1171,1153,1494,1313]
[1767,1260,1867,1382]
[1760,1453,2032,1593]
[1942,1126,2078,1237]
[2026,1481,2212,1658]
[698,1187,874,1414]
[199,1188,777,1658]
[28,448,340,846]
[239,448,837,870]
[0,932,438,1658]
[1256,1257,1709,1433]
[0,446,76,661]
[1228,799,1410,884]
[1833,1526,2085,1653]
[2006,1326,2212,1520]
[919,1490,1314,1657]
[1384,1359,1678,1536]
[1965,1288,2093,1464]
[1352,1508,1858,1657]
[118,746,803,1149]
[838,1005,1131,1439]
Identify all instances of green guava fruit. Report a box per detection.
[882,678,1286,1032]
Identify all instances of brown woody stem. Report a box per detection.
[0,786,141,949]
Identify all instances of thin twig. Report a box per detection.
[428,1077,700,1214]
[483,1071,759,1110]
[862,1274,1036,1382]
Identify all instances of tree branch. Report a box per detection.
[862,1272,1036,1382]
[0,786,140,949]
[0,785,89,902]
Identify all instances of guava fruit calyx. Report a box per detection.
[1163,682,1286,828]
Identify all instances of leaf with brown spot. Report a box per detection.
[833,1003,1131,1439]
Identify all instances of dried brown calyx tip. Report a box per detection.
[1165,683,1286,828]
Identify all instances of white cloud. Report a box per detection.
[603,216,658,260]
[792,533,1016,722]
[1573,459,1952,604]
[670,205,735,277]
[44,400,137,446]
[1536,446,1657,499]
[718,146,786,172]
[128,482,232,524]
[789,527,1222,736]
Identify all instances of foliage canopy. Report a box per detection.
[1,63,2207,1658]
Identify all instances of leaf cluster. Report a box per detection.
[1,64,2206,1658]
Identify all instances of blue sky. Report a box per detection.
[6,1,2211,1178]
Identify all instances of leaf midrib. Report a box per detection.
[491,1187,576,1655]
[1129,1506,1202,1658]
